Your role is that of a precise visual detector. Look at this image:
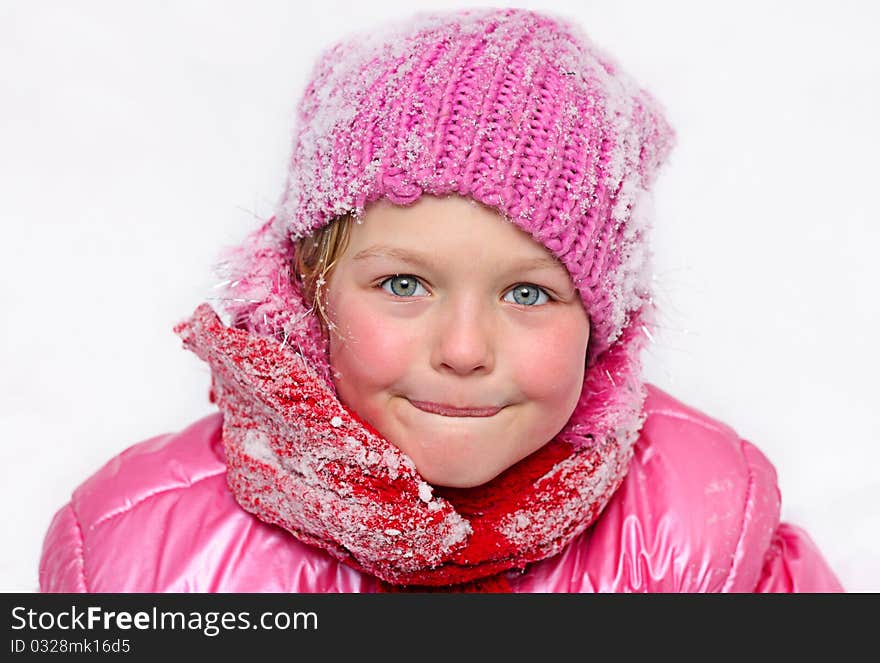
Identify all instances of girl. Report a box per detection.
[39,7,843,592]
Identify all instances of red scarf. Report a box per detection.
[176,302,647,588]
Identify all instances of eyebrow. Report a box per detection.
[351,245,566,273]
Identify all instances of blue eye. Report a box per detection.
[379,277,550,305]
[504,284,550,306]
[380,275,429,297]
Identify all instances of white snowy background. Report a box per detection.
[2,0,878,592]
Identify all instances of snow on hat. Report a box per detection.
[217,6,675,370]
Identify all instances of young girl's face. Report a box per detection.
[325,195,590,488]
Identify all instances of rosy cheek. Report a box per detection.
[510,314,588,402]
[329,294,418,388]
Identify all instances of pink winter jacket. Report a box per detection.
[39,384,844,592]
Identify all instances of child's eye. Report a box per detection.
[503,284,550,306]
[379,275,429,298]
[378,276,551,306]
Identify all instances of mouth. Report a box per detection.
[408,399,504,418]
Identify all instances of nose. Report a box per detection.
[431,293,495,375]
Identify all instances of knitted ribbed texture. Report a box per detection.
[217,7,675,366]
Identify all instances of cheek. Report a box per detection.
[327,292,420,388]
[508,314,589,404]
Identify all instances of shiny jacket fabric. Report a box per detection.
[39,384,844,592]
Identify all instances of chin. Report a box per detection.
[416,463,499,489]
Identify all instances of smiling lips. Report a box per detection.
[409,400,504,418]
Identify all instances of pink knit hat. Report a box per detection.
[217,6,675,373]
